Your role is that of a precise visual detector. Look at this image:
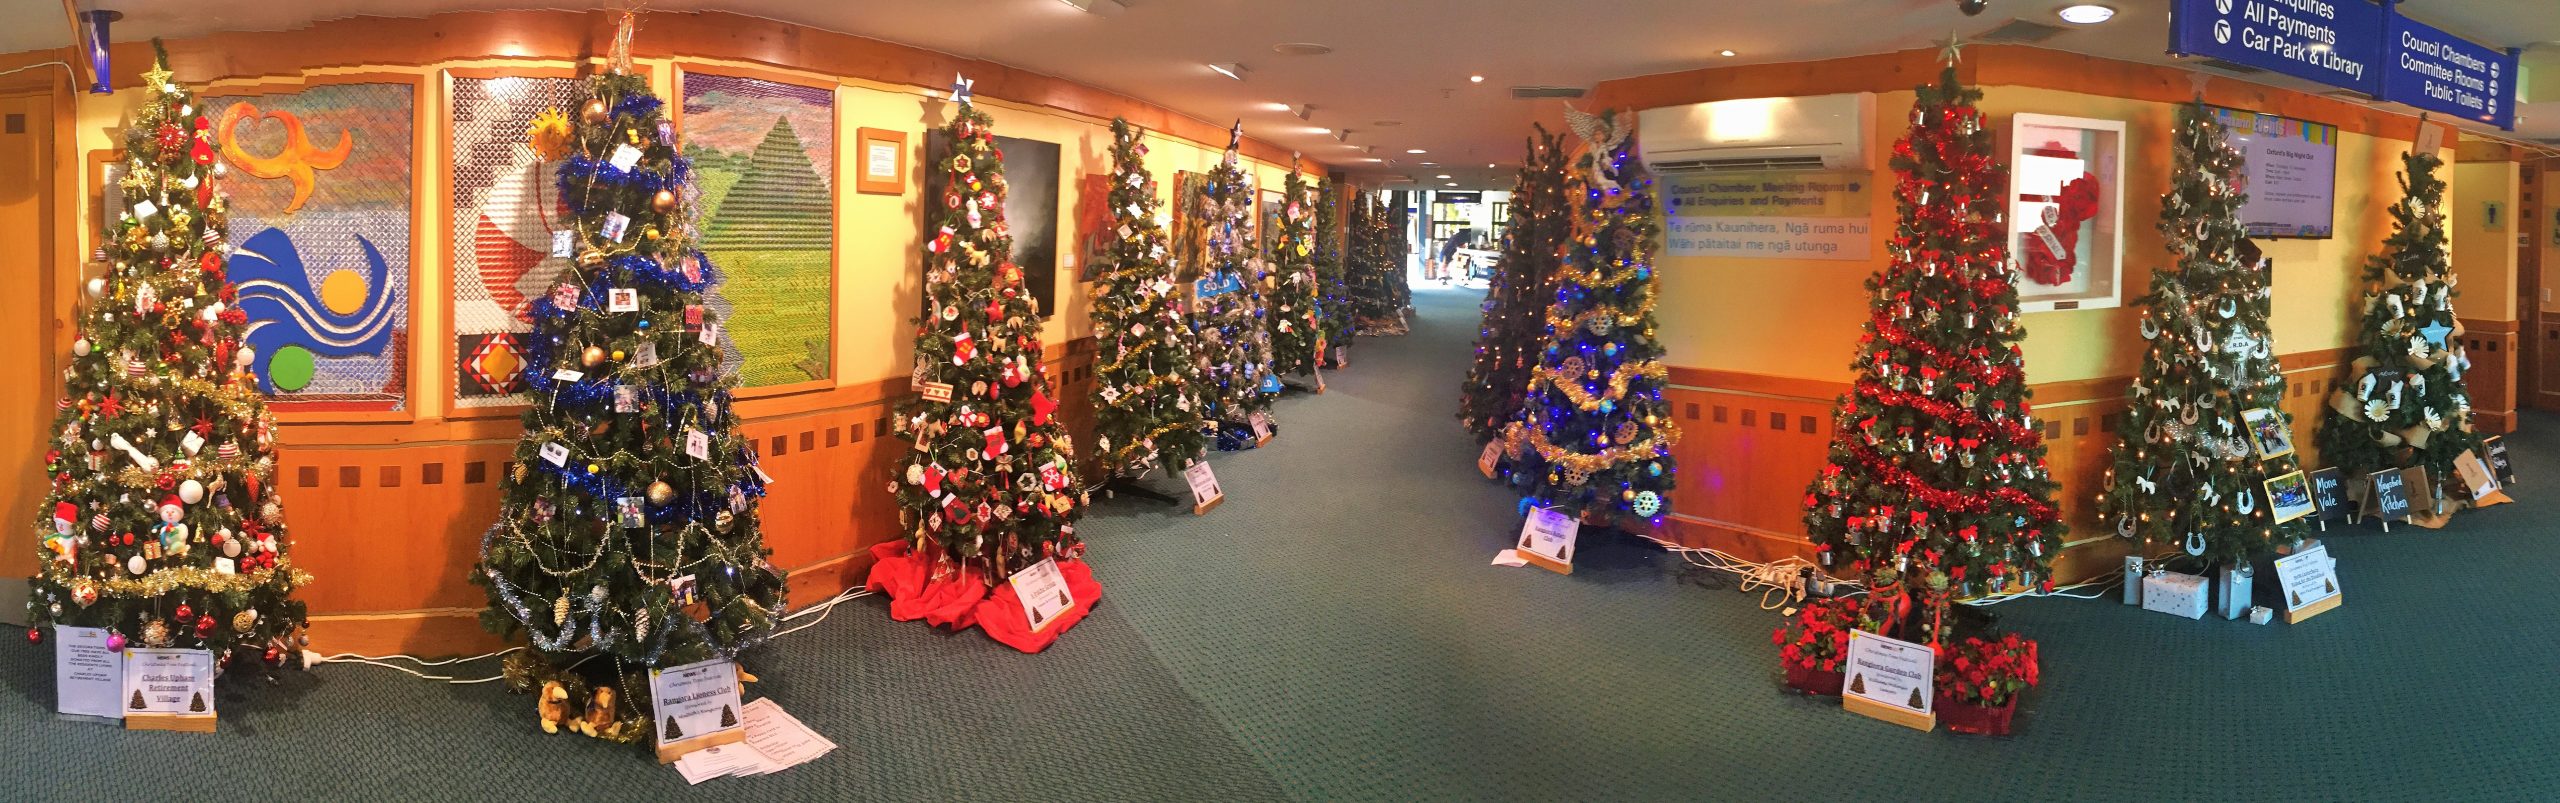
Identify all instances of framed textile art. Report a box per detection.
[448,72,582,407]
[201,78,417,412]
[676,68,836,389]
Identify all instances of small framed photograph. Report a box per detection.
[2241,407,2295,459]
[2264,470,2316,524]
[857,127,907,195]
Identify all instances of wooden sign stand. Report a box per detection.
[1518,545,1572,576]
[125,711,215,733]
[2284,593,2342,625]
[656,727,745,764]
[1843,694,1936,733]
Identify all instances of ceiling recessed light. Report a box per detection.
[1272,42,1334,56]
[1469,74,1484,83]
[1406,148,1427,154]
[1719,49,1737,57]
[1436,174,1452,179]
[1445,182,1459,187]
[1418,161,1437,166]
[2056,4,2114,24]
[1208,63,1245,81]
[1486,163,1496,168]
[1259,101,1292,111]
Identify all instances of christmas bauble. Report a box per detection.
[646,480,675,505]
[195,616,215,635]
[176,603,193,621]
[178,479,206,504]
[126,554,148,575]
[70,580,98,607]
[582,346,607,366]
[715,510,736,533]
[653,189,678,213]
[85,277,106,299]
[233,609,257,633]
[236,346,255,369]
[581,99,610,124]
[71,338,90,357]
[104,630,123,652]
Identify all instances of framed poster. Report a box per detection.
[2241,407,2296,459]
[855,127,906,195]
[447,70,583,410]
[201,76,420,415]
[1169,169,1209,281]
[2263,470,2316,524]
[2208,106,2339,239]
[926,130,1061,315]
[675,67,837,390]
[2004,113,2124,312]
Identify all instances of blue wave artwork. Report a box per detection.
[228,226,399,394]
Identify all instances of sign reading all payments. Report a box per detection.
[1662,171,1871,261]
[2171,0,2383,95]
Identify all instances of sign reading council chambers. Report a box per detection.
[1662,171,1872,261]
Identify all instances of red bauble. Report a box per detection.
[265,647,283,664]
[25,628,41,644]
[195,616,215,635]
[120,533,135,546]
[175,603,193,621]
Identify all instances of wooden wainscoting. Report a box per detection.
[2459,318,2519,434]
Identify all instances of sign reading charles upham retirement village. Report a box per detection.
[2170,0,2517,130]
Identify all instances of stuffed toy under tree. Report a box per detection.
[472,51,788,742]
[1460,125,1569,444]
[1499,108,1680,525]
[1267,162,1324,381]
[2097,102,2308,564]
[1800,60,2064,601]
[2317,147,2480,499]
[28,45,311,670]
[876,80,1099,652]
[1089,118,1209,484]
[1192,125,1280,450]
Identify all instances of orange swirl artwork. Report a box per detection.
[217,101,352,213]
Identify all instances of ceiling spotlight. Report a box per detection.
[1436,174,1452,179]
[1719,49,1737,57]
[1208,63,1246,81]
[1486,163,1496,168]
[1958,0,1988,15]
[2056,4,2113,23]
[1334,129,1353,143]
[1445,182,1459,187]
[1292,104,1315,121]
[1406,148,1427,154]
[1469,74,1484,83]
[1055,0,1126,12]
[1418,161,1438,166]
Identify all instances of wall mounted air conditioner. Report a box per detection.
[1636,93,1874,173]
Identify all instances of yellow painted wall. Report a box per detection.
[67,57,1315,410]
[1651,85,2436,384]
[2449,160,2520,321]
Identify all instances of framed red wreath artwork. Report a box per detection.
[2004,113,2125,312]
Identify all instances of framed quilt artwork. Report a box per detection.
[677,68,836,389]
[201,78,418,412]
[448,72,582,407]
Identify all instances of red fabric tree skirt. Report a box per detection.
[864,541,1104,651]
[974,559,1102,654]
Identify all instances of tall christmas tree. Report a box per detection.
[1267,162,1324,379]
[28,45,310,665]
[1349,194,1403,334]
[2318,147,2480,487]
[1460,126,1569,443]
[1800,62,2063,599]
[2097,103,2307,563]
[1191,125,1280,450]
[1088,119,1208,483]
[1313,178,1353,368]
[1498,109,1680,524]
[473,52,788,722]
[890,84,1087,580]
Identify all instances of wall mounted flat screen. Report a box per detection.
[2209,107,2337,239]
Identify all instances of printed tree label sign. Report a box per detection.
[1515,506,1579,575]
[2273,542,2342,623]
[2307,467,2349,523]
[122,648,214,732]
[649,658,747,763]
[2454,450,2510,507]
[2482,436,2514,485]
[1184,461,1224,515]
[1010,557,1075,634]
[54,626,124,722]
[1248,411,1273,443]
[1842,629,1935,731]
[1478,440,1502,479]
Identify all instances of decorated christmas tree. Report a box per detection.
[2097,102,2307,563]
[888,83,1087,584]
[1088,119,1209,482]
[1191,125,1280,450]
[1349,193,1404,334]
[28,45,310,667]
[1313,178,1353,367]
[2317,147,2480,488]
[1267,162,1324,380]
[1460,125,1569,443]
[1800,62,2063,599]
[471,50,787,726]
[1498,109,1680,524]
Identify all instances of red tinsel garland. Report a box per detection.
[1836,439,2058,520]
[1852,382,2042,446]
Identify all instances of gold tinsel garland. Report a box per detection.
[45,559,311,599]
[1506,412,1680,475]
[1530,360,1667,411]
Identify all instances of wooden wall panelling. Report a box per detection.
[2459,318,2519,434]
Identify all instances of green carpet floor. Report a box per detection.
[7,285,2556,801]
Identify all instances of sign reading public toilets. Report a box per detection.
[2378,15,2516,129]
[1661,171,1871,261]
[2170,0,2383,95]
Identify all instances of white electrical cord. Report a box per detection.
[0,61,71,81]
[1630,529,2145,609]
[312,587,874,684]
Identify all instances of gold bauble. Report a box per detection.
[232,609,258,633]
[580,99,610,125]
[652,189,678,213]
[646,480,675,505]
[611,349,627,362]
[581,346,607,367]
